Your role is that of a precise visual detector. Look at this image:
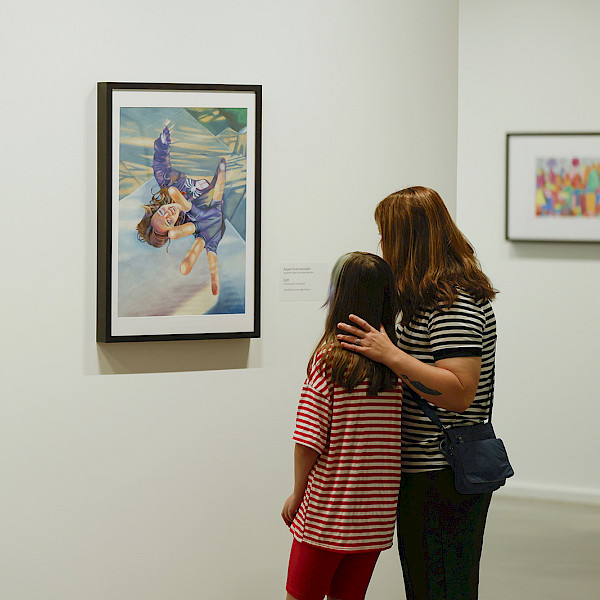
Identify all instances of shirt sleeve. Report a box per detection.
[292,362,332,454]
[427,294,485,361]
[152,136,185,188]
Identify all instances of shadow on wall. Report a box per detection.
[97,338,252,374]
[510,240,600,262]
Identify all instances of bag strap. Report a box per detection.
[412,363,496,429]
[487,364,496,421]
[413,394,446,431]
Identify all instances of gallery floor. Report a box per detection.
[477,496,599,599]
[383,495,600,599]
[364,494,599,599]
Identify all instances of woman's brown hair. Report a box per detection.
[375,186,497,326]
[308,252,399,395]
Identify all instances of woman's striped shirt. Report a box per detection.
[290,359,403,553]
[396,292,496,473]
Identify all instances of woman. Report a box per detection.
[337,186,497,600]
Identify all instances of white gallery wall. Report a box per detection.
[457,0,600,504]
[1,1,458,599]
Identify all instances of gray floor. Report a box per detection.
[479,496,600,599]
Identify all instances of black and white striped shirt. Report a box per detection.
[396,292,497,473]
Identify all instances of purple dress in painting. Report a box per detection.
[153,128,225,254]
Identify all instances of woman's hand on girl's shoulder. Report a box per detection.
[337,314,398,366]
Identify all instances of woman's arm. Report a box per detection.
[337,315,481,413]
[281,443,319,526]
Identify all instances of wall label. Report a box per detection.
[280,263,329,302]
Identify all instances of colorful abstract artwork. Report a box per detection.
[97,83,261,342]
[535,157,600,217]
[506,133,600,242]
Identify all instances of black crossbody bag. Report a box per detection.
[413,367,514,495]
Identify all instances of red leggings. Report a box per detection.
[286,539,380,600]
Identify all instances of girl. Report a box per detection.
[282,252,403,600]
[136,121,226,295]
[337,187,498,600]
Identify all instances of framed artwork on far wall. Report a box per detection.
[506,132,600,242]
[97,82,262,343]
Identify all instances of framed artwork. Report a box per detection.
[506,133,600,242]
[97,82,261,342]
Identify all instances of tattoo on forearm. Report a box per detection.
[400,374,441,396]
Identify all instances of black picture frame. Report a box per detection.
[97,82,261,342]
[506,132,600,242]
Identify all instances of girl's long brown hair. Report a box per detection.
[308,252,399,395]
[375,186,497,326]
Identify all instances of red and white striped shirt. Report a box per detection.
[290,360,402,553]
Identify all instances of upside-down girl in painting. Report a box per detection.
[136,121,226,296]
